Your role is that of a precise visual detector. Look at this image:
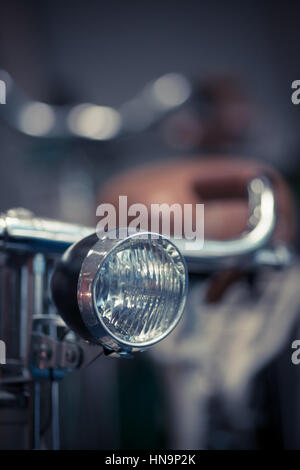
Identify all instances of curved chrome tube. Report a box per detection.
[0,177,291,271]
[0,70,192,140]
[174,176,277,271]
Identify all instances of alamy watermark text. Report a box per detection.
[96,196,204,250]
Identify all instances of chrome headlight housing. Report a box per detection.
[51,230,188,354]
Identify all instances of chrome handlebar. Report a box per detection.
[0,70,192,140]
[0,177,293,271]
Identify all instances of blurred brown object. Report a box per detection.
[99,157,295,243]
[98,157,296,301]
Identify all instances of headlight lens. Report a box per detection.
[93,236,187,347]
[78,232,188,352]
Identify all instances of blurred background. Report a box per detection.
[1,0,300,450]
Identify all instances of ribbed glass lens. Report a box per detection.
[93,236,187,346]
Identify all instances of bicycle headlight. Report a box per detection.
[51,231,187,353]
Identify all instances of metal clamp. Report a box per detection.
[31,332,82,371]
